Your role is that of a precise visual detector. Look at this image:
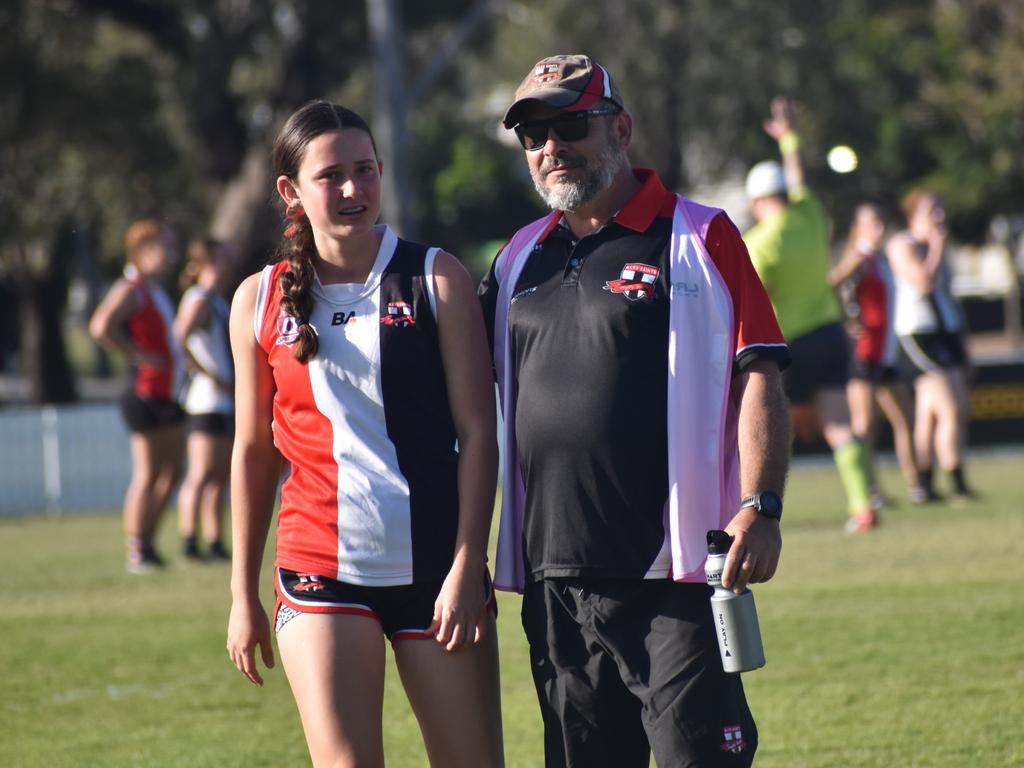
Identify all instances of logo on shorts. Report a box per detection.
[293,574,325,593]
[380,301,416,327]
[275,312,301,346]
[604,263,659,301]
[720,725,746,754]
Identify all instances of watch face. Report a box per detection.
[759,493,782,518]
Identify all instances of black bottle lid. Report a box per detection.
[707,529,734,555]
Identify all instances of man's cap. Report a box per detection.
[502,54,624,129]
[745,160,788,199]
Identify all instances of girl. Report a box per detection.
[888,190,973,501]
[175,238,237,561]
[829,203,924,509]
[225,101,504,767]
[89,219,185,572]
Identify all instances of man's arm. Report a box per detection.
[763,96,804,196]
[722,359,790,593]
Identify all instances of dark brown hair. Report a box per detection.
[272,100,377,363]
[180,238,223,289]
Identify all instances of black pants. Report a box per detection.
[522,578,757,768]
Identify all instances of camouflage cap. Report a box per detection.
[502,54,624,129]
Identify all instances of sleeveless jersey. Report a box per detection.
[254,226,459,585]
[124,266,183,400]
[180,286,234,415]
[851,251,899,367]
[893,235,961,336]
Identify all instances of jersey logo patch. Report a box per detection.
[604,263,660,301]
[275,312,301,346]
[332,311,357,326]
[380,301,416,327]
[720,725,746,754]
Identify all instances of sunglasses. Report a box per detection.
[513,107,622,151]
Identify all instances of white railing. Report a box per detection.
[0,403,131,516]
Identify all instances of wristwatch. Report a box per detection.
[739,492,783,521]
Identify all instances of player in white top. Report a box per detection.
[887,189,973,501]
[175,238,238,560]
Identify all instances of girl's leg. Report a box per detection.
[846,379,880,497]
[198,433,232,550]
[393,614,504,768]
[147,423,184,543]
[125,432,158,559]
[177,430,209,551]
[875,382,921,492]
[278,613,387,768]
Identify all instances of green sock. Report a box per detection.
[834,439,872,514]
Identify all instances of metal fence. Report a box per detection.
[0,403,131,516]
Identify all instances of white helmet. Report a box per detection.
[745,161,787,199]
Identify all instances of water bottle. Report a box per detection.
[705,530,766,673]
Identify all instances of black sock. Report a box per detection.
[950,466,970,495]
[919,467,934,494]
[183,535,199,556]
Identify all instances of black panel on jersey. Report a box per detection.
[509,219,674,581]
[378,240,460,582]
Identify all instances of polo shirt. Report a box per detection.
[479,169,788,581]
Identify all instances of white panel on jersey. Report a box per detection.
[305,226,414,584]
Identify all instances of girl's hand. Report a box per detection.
[227,597,275,686]
[426,561,487,652]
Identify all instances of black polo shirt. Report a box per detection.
[479,169,788,581]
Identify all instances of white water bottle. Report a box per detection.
[705,530,766,673]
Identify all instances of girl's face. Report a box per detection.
[853,207,884,250]
[279,128,382,240]
[137,230,178,278]
[911,194,944,234]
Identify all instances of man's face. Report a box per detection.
[517,104,627,212]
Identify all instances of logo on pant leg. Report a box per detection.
[720,724,746,754]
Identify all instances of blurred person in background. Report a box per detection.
[481,54,790,767]
[226,100,503,767]
[174,238,237,562]
[89,219,185,572]
[828,203,925,505]
[744,97,877,533]
[888,189,974,502]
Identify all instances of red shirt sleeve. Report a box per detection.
[704,213,790,373]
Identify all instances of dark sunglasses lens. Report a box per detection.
[517,123,550,150]
[516,112,590,150]
[551,115,588,143]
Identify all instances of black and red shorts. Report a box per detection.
[274,567,496,642]
[848,356,901,384]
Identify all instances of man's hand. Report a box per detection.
[722,507,782,593]
[763,96,796,141]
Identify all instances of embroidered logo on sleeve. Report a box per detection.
[720,725,746,754]
[604,263,660,301]
[380,301,416,327]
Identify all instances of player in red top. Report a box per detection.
[89,219,185,572]
[829,204,925,505]
[226,101,503,767]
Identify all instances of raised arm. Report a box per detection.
[723,359,790,593]
[763,96,805,196]
[887,230,945,295]
[428,251,499,651]
[226,272,281,686]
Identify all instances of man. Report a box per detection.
[744,97,877,533]
[479,54,791,767]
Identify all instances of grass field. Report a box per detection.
[2,454,1023,767]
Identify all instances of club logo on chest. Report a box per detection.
[604,262,660,301]
[380,300,416,327]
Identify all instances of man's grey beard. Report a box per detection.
[532,142,628,212]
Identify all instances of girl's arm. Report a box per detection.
[427,251,499,652]
[88,278,159,365]
[887,232,943,294]
[226,273,281,686]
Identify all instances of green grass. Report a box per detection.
[2,455,1023,767]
